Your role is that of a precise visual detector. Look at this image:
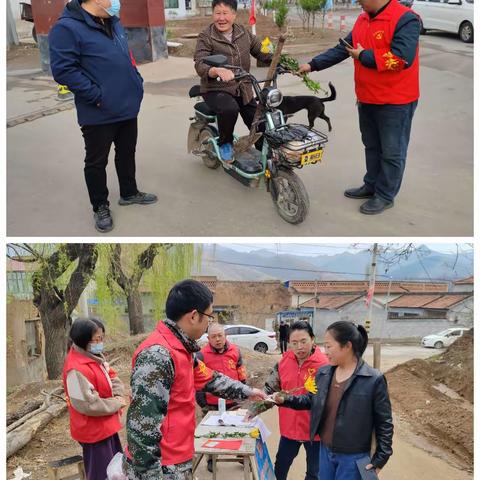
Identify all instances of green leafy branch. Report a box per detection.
[279,54,328,95]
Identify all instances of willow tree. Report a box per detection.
[7,243,98,379]
[94,244,200,334]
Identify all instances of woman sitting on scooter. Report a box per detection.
[194,0,272,163]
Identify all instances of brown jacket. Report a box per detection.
[194,23,272,104]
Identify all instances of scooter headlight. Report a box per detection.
[265,88,283,108]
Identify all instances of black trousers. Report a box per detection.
[274,436,320,480]
[81,117,139,211]
[203,91,259,146]
[279,339,288,354]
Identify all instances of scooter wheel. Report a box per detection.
[270,169,309,224]
[199,127,220,169]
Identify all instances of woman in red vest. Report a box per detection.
[264,321,329,480]
[275,322,393,480]
[62,318,126,480]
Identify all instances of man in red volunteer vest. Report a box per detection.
[124,279,266,479]
[299,0,420,215]
[264,321,329,480]
[195,322,248,472]
[196,322,248,413]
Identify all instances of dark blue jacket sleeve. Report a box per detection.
[309,32,352,71]
[358,11,420,69]
[49,23,102,105]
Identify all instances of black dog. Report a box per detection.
[278,82,336,131]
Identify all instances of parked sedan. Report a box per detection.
[421,327,470,349]
[412,0,474,43]
[199,324,278,353]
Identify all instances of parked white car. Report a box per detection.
[198,324,278,353]
[412,0,474,43]
[421,327,470,348]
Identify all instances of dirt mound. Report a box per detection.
[386,335,473,470]
[435,330,473,402]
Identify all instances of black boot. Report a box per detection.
[94,204,113,233]
[360,195,394,215]
[344,185,374,199]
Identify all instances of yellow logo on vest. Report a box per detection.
[382,51,401,70]
[374,30,385,40]
[228,359,236,370]
[196,360,211,379]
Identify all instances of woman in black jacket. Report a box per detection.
[274,321,393,480]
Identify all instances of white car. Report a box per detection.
[198,324,278,353]
[412,0,474,43]
[421,327,470,348]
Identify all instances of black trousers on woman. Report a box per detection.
[80,117,139,211]
[203,91,259,147]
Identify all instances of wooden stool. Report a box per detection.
[47,455,86,480]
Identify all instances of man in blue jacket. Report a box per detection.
[49,0,157,233]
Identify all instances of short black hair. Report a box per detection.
[326,321,368,358]
[165,279,214,322]
[288,321,314,340]
[212,0,237,11]
[69,317,105,350]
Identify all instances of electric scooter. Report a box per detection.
[187,54,328,225]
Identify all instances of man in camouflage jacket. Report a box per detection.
[124,280,266,479]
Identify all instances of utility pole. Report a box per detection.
[366,243,381,369]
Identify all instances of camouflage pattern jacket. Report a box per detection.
[125,319,253,480]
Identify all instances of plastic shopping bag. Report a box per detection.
[106,453,127,480]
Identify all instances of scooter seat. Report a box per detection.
[194,102,216,118]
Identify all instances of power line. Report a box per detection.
[203,258,462,282]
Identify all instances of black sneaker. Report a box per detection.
[94,204,113,233]
[118,191,158,206]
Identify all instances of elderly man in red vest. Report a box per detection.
[124,280,266,480]
[299,0,420,215]
[196,322,248,413]
[195,322,248,472]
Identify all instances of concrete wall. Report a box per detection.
[7,299,47,387]
[447,297,474,326]
[10,0,22,19]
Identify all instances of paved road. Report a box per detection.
[7,30,472,236]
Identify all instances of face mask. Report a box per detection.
[98,0,121,17]
[89,342,104,355]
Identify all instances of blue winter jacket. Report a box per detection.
[49,0,143,126]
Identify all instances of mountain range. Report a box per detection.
[193,245,473,282]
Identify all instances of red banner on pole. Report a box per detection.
[249,0,256,25]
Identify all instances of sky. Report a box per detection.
[214,243,473,257]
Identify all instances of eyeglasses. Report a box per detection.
[198,310,215,321]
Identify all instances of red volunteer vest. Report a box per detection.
[352,0,419,104]
[62,347,122,443]
[278,347,329,441]
[201,342,246,406]
[128,321,213,466]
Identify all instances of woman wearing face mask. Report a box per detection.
[264,321,329,480]
[63,318,126,480]
[49,0,156,234]
[194,0,273,163]
[274,321,393,480]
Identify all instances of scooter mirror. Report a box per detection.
[202,54,228,67]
